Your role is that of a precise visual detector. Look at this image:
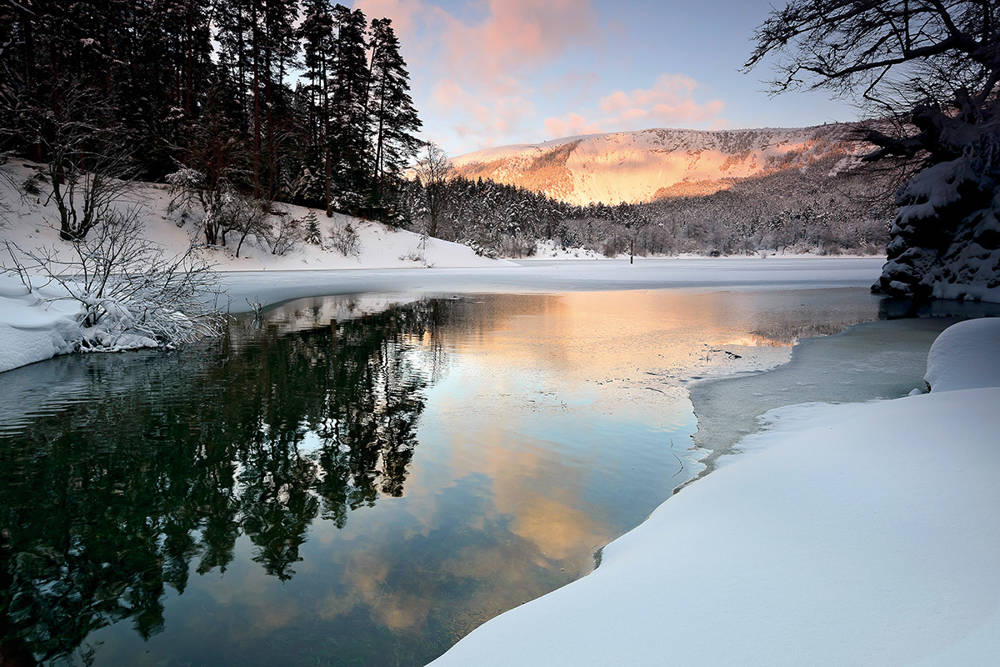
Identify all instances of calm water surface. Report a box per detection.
[0,288,883,665]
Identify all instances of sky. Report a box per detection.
[352,0,864,156]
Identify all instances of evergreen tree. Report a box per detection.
[297,0,336,208]
[366,18,421,213]
[328,4,370,213]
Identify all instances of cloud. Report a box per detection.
[543,73,727,138]
[543,112,602,138]
[432,80,536,147]
[436,0,596,89]
[355,0,599,150]
[353,0,423,37]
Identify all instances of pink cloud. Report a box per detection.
[354,0,599,150]
[544,113,602,138]
[544,73,727,138]
[353,0,423,37]
[600,74,699,114]
[433,80,536,146]
[437,0,597,88]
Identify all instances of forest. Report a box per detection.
[3,0,993,270]
[0,0,421,228]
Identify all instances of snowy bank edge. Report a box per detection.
[1,257,885,374]
[430,317,1000,666]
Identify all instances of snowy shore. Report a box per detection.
[431,317,1000,666]
[0,257,883,373]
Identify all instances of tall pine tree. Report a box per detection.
[366,17,421,213]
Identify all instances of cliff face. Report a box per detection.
[450,124,863,206]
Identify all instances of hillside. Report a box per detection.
[450,124,866,206]
[0,161,499,273]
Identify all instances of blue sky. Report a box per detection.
[354,0,862,155]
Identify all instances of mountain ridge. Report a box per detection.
[450,123,867,206]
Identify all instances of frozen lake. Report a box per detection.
[0,274,973,665]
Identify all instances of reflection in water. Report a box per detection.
[0,303,437,664]
[0,289,883,666]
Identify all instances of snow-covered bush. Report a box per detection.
[328,222,359,256]
[218,190,269,257]
[1,208,224,351]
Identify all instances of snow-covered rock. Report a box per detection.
[431,318,1000,666]
[925,317,1000,392]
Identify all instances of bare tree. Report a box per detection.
[2,209,223,349]
[223,192,270,258]
[0,152,19,227]
[24,86,138,241]
[267,213,302,256]
[745,0,1000,297]
[413,142,452,238]
[745,1,998,164]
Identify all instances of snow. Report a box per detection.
[0,161,501,273]
[0,274,175,373]
[0,160,885,371]
[213,256,883,315]
[0,252,884,372]
[431,318,1000,666]
[0,278,83,373]
[522,239,605,260]
[924,317,1000,392]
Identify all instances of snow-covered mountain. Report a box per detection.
[450,124,864,206]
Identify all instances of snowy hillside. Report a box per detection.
[450,124,865,206]
[0,161,500,272]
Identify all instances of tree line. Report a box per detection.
[0,0,421,237]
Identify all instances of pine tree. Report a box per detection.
[328,4,370,213]
[303,210,322,244]
[297,0,336,209]
[366,18,421,214]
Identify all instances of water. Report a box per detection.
[0,287,916,665]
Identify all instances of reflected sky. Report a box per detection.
[0,288,881,666]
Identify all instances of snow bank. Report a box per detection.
[431,319,1000,666]
[0,277,82,373]
[924,317,1000,392]
[0,274,173,373]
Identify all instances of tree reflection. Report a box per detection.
[0,299,447,663]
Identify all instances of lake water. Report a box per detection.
[0,287,945,665]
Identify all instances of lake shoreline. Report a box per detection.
[431,317,1000,666]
